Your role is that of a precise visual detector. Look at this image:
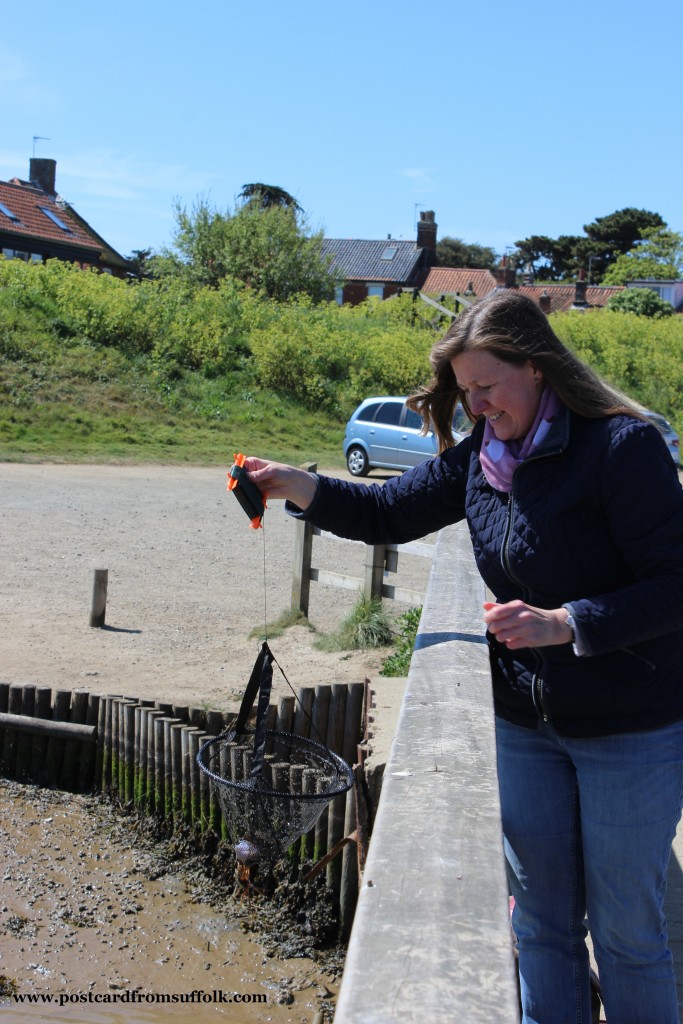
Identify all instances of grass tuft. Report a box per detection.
[315,596,393,652]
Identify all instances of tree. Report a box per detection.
[606,288,674,318]
[512,234,583,281]
[513,208,668,283]
[155,194,336,302]
[435,236,497,269]
[126,248,154,281]
[582,208,666,281]
[238,183,302,213]
[602,229,683,285]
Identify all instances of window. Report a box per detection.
[405,409,423,430]
[39,206,73,234]
[381,246,398,260]
[0,201,20,223]
[367,284,384,298]
[375,401,403,426]
[356,402,382,423]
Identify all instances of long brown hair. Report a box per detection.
[408,290,641,451]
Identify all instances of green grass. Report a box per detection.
[380,606,422,676]
[314,597,394,652]
[0,341,348,468]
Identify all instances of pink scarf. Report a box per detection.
[479,385,563,493]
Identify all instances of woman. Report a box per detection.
[245,290,683,1024]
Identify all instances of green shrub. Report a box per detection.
[381,606,422,676]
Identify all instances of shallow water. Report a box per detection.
[0,781,338,1022]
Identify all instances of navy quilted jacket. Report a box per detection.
[289,407,683,737]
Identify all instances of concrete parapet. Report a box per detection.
[334,521,519,1023]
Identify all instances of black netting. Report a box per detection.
[197,727,353,860]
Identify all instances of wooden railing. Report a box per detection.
[334,521,520,1023]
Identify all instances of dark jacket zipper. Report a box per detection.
[499,444,565,725]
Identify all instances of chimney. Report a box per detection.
[539,290,551,315]
[573,267,588,308]
[29,158,57,196]
[495,255,517,289]
[416,210,437,256]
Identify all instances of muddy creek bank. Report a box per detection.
[0,780,342,1023]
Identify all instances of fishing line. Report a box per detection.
[257,508,329,748]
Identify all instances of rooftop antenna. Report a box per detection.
[32,136,51,157]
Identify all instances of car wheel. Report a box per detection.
[346,446,370,477]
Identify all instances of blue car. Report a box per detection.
[343,396,468,476]
[644,410,680,467]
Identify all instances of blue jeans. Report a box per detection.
[496,716,683,1024]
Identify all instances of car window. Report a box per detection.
[375,402,403,426]
[356,402,382,423]
[453,402,471,434]
[647,413,670,433]
[404,409,423,430]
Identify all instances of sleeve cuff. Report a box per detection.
[563,602,587,657]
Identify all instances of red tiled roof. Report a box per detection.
[0,179,101,254]
[421,267,499,297]
[518,284,625,313]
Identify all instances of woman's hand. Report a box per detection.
[242,457,318,511]
[483,599,573,649]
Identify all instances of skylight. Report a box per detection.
[39,206,73,234]
[0,201,20,223]
[381,246,398,260]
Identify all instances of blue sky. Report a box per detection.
[3,0,681,261]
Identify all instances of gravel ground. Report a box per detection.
[0,462,432,715]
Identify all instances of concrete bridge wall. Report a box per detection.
[334,521,520,1023]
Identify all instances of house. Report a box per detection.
[625,280,683,312]
[323,210,438,305]
[0,158,128,277]
[421,263,625,314]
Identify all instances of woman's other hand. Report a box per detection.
[483,600,573,649]
[242,457,318,510]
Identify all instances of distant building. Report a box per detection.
[0,158,128,278]
[624,280,683,312]
[422,264,625,314]
[323,210,438,305]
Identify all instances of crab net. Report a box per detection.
[197,641,353,861]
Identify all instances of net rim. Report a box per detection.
[196,728,354,800]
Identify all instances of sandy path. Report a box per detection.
[0,462,431,715]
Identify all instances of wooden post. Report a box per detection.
[189,731,206,827]
[340,784,359,940]
[326,686,348,895]
[45,689,71,784]
[123,702,137,806]
[1,685,23,777]
[170,723,184,824]
[79,692,100,793]
[291,462,317,615]
[16,684,36,780]
[61,688,88,789]
[32,685,53,784]
[89,569,108,628]
[292,686,314,738]
[300,768,318,862]
[364,544,386,602]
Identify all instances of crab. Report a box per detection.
[234,839,263,903]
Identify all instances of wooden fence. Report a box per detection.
[0,678,371,937]
[290,466,434,616]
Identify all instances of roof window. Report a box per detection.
[381,246,398,260]
[39,206,73,234]
[0,201,20,223]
